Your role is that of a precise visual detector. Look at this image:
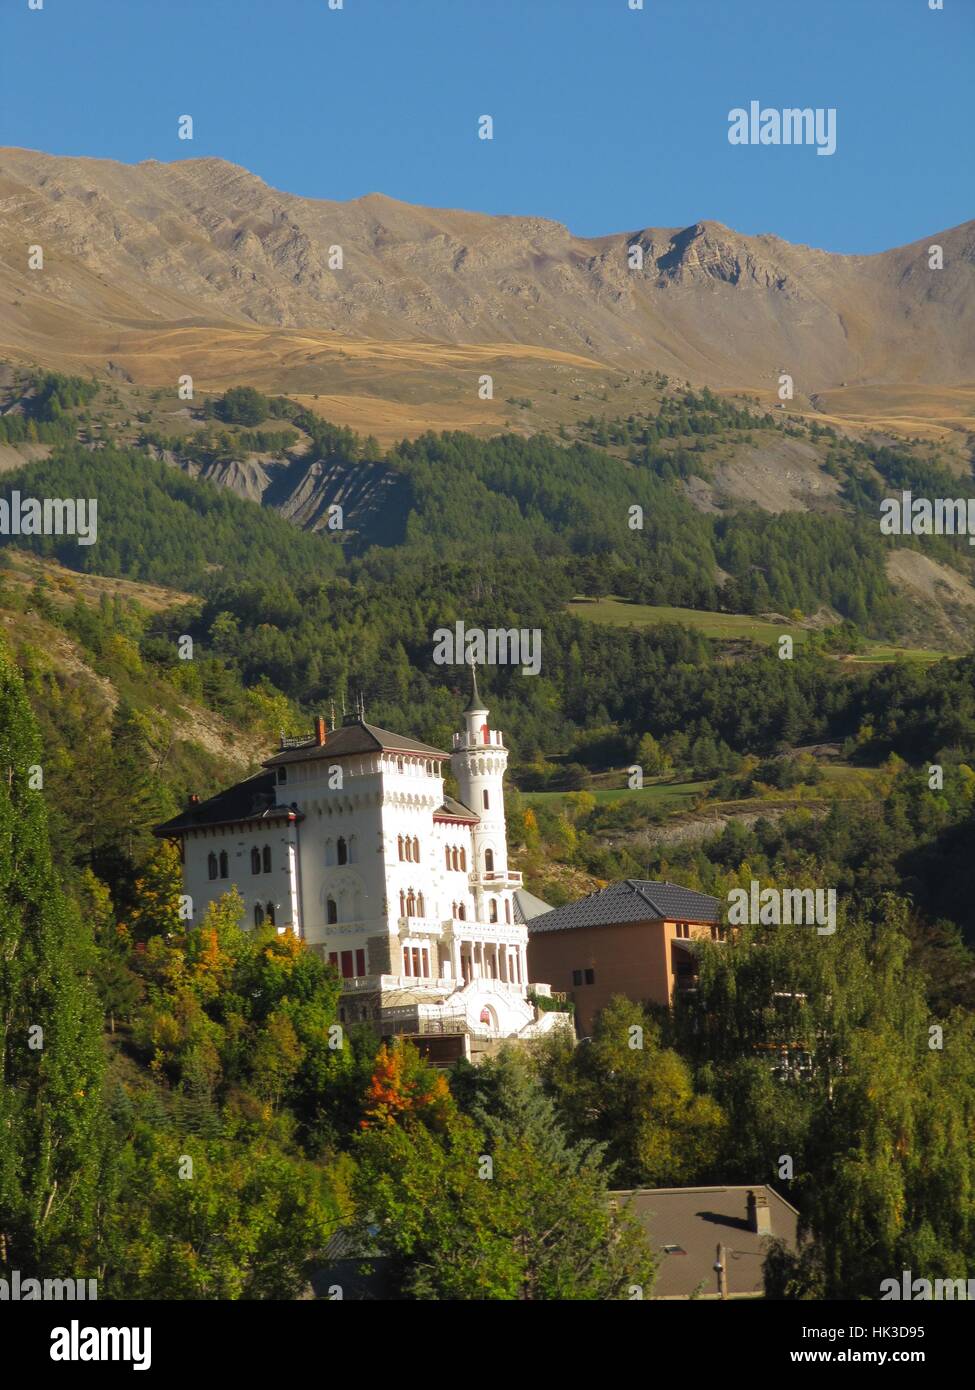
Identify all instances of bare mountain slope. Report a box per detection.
[1,148,972,411]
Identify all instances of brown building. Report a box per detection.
[613,1185,799,1299]
[526,879,722,1034]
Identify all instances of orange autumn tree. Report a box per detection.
[361,1040,451,1131]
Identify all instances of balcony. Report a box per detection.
[471,869,523,887]
[396,917,446,935]
[342,974,449,994]
[341,971,527,999]
[452,730,505,750]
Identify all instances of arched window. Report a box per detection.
[489,899,498,923]
[397,835,404,861]
[482,790,490,810]
[219,850,229,879]
[326,897,338,925]
[276,765,287,784]
[451,901,457,918]
[412,837,420,862]
[251,846,261,874]
[505,898,512,924]
[397,758,404,774]
[262,845,272,873]
[405,837,413,863]
[458,903,466,921]
[406,890,416,918]
[208,852,218,880]
[460,848,467,872]
[266,901,275,926]
[254,903,265,927]
[399,890,406,917]
[445,846,452,871]
[485,848,494,873]
[337,837,348,865]
[417,893,425,918]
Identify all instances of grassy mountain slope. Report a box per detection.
[1,148,972,442]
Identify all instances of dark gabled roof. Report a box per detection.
[264,719,448,767]
[611,1185,799,1298]
[527,879,721,933]
[154,770,301,837]
[434,794,479,823]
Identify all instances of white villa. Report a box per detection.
[155,670,568,1041]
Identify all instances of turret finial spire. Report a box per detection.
[462,655,485,714]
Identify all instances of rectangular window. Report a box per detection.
[572,969,583,986]
[355,948,366,975]
[421,948,430,978]
[585,969,595,985]
[411,947,421,977]
[328,952,338,969]
[340,950,354,979]
[403,947,411,976]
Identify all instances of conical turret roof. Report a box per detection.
[463,660,487,714]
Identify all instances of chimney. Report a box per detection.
[187,793,200,807]
[747,1189,772,1236]
[314,715,327,746]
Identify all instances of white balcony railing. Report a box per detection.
[341,972,528,997]
[396,917,445,934]
[342,973,449,993]
[452,730,504,750]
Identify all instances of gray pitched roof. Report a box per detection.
[264,719,448,767]
[435,794,479,823]
[612,1185,798,1298]
[527,879,720,933]
[513,887,553,924]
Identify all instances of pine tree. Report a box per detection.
[357,1045,657,1299]
[0,638,104,1273]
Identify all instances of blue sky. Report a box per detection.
[1,0,971,253]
